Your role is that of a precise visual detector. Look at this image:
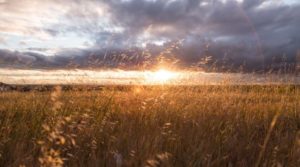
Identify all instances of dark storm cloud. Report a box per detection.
[104,0,300,45]
[91,0,300,71]
[1,0,300,72]
[0,48,158,70]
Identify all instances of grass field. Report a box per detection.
[0,85,300,167]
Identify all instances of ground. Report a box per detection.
[0,85,300,167]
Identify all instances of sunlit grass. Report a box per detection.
[0,85,299,166]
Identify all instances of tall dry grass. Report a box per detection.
[0,85,300,167]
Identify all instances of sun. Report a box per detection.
[152,69,177,83]
[143,69,180,84]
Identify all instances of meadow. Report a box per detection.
[0,85,300,167]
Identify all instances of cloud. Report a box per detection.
[0,0,299,72]
[0,48,152,70]
[104,0,300,44]
[0,36,7,45]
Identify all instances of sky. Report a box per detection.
[0,0,300,72]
